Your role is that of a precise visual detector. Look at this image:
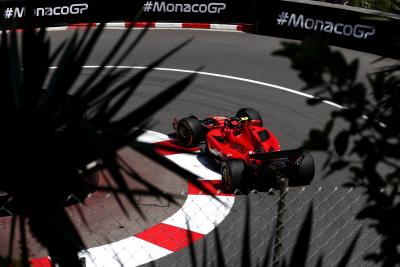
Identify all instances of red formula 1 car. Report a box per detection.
[173,108,315,192]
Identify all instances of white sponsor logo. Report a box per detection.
[143,1,226,14]
[276,11,376,39]
[4,3,88,19]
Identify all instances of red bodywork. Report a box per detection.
[173,114,315,187]
[200,116,280,165]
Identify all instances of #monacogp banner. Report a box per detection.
[255,0,400,58]
[0,0,255,28]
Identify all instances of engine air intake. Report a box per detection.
[258,130,270,142]
[230,143,248,154]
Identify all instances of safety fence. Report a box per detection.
[0,181,380,266]
[149,185,380,266]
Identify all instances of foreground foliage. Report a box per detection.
[347,0,400,13]
[273,37,400,266]
[0,21,209,266]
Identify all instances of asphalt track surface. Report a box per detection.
[20,29,399,265]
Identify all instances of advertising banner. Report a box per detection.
[256,0,400,58]
[1,0,398,57]
[0,0,255,28]
[0,1,98,27]
[137,0,254,23]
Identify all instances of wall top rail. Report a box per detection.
[284,0,400,19]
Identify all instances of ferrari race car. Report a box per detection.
[173,108,315,192]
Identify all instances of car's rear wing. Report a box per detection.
[249,149,315,184]
[249,149,304,161]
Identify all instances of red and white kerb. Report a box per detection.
[30,130,235,267]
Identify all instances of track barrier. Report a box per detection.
[0,0,399,57]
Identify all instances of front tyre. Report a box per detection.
[176,117,203,147]
[221,159,245,193]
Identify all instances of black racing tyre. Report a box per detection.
[236,107,263,126]
[221,159,245,193]
[204,143,212,158]
[292,151,315,186]
[176,117,203,147]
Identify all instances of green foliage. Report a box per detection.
[346,0,400,13]
[0,19,214,266]
[273,36,400,266]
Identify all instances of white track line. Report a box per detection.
[77,65,345,109]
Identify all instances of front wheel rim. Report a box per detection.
[178,124,192,145]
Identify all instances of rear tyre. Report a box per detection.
[221,159,245,193]
[236,107,263,126]
[292,151,315,186]
[176,117,203,147]
[204,144,213,158]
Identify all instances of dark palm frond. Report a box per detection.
[74,204,90,229]
[19,216,30,267]
[72,26,149,104]
[7,215,17,265]
[201,236,208,267]
[117,155,178,205]
[8,30,22,110]
[213,225,226,267]
[42,31,79,101]
[1,16,212,266]
[100,39,194,123]
[132,141,217,198]
[280,257,287,267]
[115,69,199,132]
[273,33,399,266]
[79,68,133,112]
[28,203,85,266]
[41,25,104,118]
[241,196,252,267]
[288,205,313,267]
[314,256,324,267]
[101,155,144,217]
[336,229,361,267]
[187,221,198,267]
[48,39,67,67]
[260,235,273,267]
